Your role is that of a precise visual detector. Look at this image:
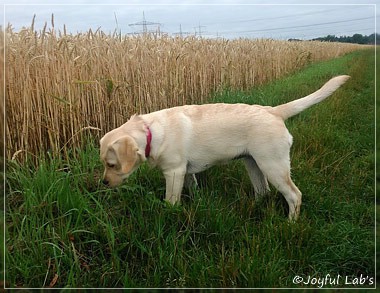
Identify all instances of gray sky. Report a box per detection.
[2,0,378,40]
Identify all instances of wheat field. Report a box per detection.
[5,25,363,162]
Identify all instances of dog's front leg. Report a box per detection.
[163,167,186,205]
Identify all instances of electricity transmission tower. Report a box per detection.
[128,12,161,35]
[173,24,191,37]
[194,24,206,37]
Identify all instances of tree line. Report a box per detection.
[311,33,378,45]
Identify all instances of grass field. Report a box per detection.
[5,48,375,288]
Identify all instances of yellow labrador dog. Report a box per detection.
[100,75,349,220]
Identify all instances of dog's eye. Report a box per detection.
[107,163,116,168]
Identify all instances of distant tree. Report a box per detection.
[311,33,378,45]
[325,35,336,42]
[368,33,377,44]
[352,34,365,44]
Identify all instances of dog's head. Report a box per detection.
[100,133,144,187]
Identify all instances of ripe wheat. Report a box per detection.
[4,25,362,162]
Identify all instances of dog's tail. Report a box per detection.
[272,75,350,120]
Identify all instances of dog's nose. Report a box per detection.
[102,179,109,186]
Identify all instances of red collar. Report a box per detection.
[145,126,152,158]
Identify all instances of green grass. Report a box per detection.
[5,49,375,288]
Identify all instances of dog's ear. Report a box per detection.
[113,136,140,174]
[104,144,117,164]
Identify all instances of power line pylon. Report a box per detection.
[194,23,206,37]
[173,24,191,37]
[128,11,161,35]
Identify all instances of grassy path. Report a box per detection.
[5,48,375,288]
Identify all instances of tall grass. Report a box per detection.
[5,24,363,162]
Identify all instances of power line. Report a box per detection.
[241,22,375,37]
[204,7,353,26]
[215,16,374,35]
[334,27,375,35]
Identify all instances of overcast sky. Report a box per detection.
[2,0,378,40]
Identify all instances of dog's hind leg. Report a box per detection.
[243,156,270,197]
[271,171,302,221]
[184,174,198,196]
[248,123,302,220]
[255,158,302,221]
